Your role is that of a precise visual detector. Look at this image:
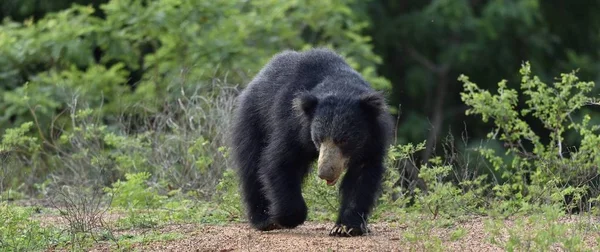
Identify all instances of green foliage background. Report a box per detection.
[1,3,600,249]
[0,0,391,194]
[1,0,388,133]
[0,0,600,211]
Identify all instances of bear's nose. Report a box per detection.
[317,166,335,180]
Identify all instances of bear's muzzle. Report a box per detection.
[317,139,348,186]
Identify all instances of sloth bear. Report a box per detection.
[230,48,393,237]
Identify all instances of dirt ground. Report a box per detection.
[85,219,503,252]
[28,204,597,252]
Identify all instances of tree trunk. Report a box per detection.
[422,70,449,164]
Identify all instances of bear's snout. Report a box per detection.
[317,139,348,186]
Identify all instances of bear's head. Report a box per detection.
[293,91,387,186]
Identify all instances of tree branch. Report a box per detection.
[405,45,448,74]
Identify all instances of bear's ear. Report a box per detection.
[360,92,386,116]
[293,92,318,118]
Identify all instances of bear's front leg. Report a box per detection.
[258,141,310,229]
[330,163,384,237]
[261,167,308,229]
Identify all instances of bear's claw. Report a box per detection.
[328,224,368,237]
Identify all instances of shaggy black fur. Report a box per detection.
[230,48,393,236]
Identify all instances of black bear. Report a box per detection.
[230,48,393,237]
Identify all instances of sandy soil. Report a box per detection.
[85,219,504,252]
[27,203,597,252]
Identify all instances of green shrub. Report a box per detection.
[0,203,61,251]
[413,156,488,218]
[371,141,426,221]
[0,122,41,196]
[104,172,166,209]
[2,82,238,197]
[0,0,389,135]
[210,168,244,222]
[460,62,600,212]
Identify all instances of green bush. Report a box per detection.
[0,122,40,196]
[460,62,600,212]
[0,203,61,251]
[413,157,488,218]
[0,0,389,134]
[104,172,166,209]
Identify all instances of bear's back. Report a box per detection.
[247,48,351,93]
[238,48,367,125]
